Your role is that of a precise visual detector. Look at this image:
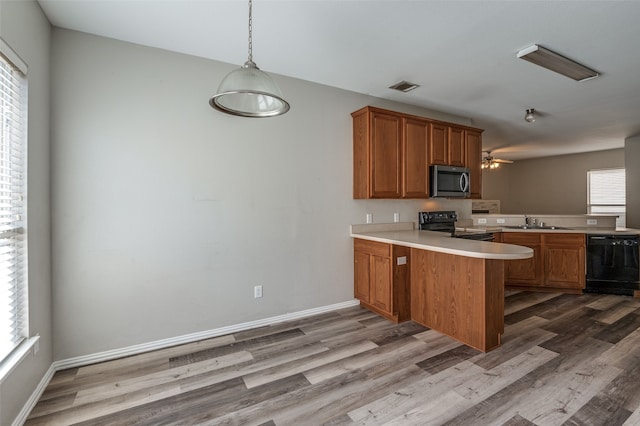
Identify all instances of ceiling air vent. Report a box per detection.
[389,80,420,92]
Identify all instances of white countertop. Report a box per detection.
[351,228,533,260]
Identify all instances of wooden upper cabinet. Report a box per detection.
[352,107,402,198]
[352,106,483,199]
[465,130,483,199]
[448,127,466,167]
[370,112,402,198]
[429,123,448,166]
[402,118,429,198]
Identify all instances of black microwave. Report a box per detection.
[430,165,470,198]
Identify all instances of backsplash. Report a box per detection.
[470,214,618,229]
[471,199,500,214]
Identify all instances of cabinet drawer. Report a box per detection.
[354,239,391,257]
[542,233,586,246]
[501,232,542,245]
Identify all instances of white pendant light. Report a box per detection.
[209,0,289,118]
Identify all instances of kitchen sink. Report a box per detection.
[503,225,571,230]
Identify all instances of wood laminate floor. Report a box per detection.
[26,291,640,426]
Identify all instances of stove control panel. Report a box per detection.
[419,211,458,224]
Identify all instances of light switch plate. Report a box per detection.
[497,218,506,224]
[478,218,487,224]
[587,219,597,225]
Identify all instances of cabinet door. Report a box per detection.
[354,239,392,313]
[370,112,402,198]
[354,250,371,303]
[465,130,482,199]
[543,234,586,289]
[448,127,466,167]
[502,233,544,286]
[371,254,393,313]
[429,123,448,165]
[402,118,429,198]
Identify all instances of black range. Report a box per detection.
[418,211,495,242]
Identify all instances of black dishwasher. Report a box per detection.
[585,234,640,295]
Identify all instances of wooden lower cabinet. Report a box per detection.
[503,232,586,291]
[353,239,410,322]
[502,233,544,286]
[411,248,504,352]
[544,234,585,289]
[354,238,506,352]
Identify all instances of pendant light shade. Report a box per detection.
[209,1,289,118]
[210,60,289,117]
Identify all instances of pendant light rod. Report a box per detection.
[247,0,253,64]
[209,0,290,118]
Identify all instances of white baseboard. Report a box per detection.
[55,299,360,371]
[12,363,56,426]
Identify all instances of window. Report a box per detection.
[588,168,626,228]
[0,42,28,364]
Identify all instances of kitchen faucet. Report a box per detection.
[524,215,539,227]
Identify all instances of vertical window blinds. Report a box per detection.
[0,46,28,363]
[588,168,626,228]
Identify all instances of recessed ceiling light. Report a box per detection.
[517,44,599,82]
[389,81,420,92]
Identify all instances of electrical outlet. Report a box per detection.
[366,213,372,224]
[587,219,597,225]
[497,218,506,224]
[33,338,39,355]
[397,256,407,265]
[478,218,487,224]
[254,285,263,298]
[393,213,400,223]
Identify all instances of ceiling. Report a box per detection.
[37,0,640,161]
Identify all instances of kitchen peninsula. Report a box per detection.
[351,223,533,352]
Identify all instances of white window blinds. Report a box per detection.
[588,168,626,228]
[0,45,28,363]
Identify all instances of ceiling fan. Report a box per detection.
[481,151,513,169]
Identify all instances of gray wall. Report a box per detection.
[482,149,625,214]
[625,136,640,228]
[50,28,472,361]
[0,1,52,425]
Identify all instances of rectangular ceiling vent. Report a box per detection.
[517,44,599,82]
[389,80,420,92]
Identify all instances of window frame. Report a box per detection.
[0,37,32,381]
[587,167,626,228]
